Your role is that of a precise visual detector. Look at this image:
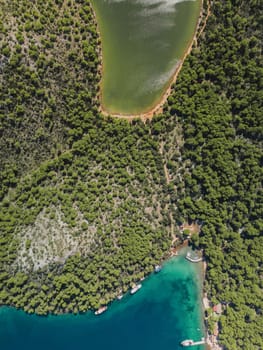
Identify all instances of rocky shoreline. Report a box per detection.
[202,261,224,350]
[169,230,223,350]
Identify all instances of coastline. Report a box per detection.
[94,0,211,121]
[202,261,223,350]
[2,240,212,350]
[0,256,205,350]
[169,235,223,350]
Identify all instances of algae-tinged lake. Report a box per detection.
[92,0,202,114]
[0,256,205,350]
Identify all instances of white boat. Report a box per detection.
[181,338,206,347]
[130,283,142,295]
[117,294,123,300]
[181,339,194,346]
[94,306,108,315]
[154,265,162,273]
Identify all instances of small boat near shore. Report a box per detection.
[117,294,123,300]
[130,284,142,295]
[181,337,206,347]
[181,339,194,346]
[94,306,108,315]
[154,265,162,273]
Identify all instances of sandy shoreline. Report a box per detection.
[95,0,211,121]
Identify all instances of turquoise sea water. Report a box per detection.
[0,256,205,350]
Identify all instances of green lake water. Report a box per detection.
[91,0,202,114]
[0,255,205,350]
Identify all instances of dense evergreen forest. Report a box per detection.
[0,0,262,349]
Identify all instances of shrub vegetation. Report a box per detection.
[0,0,262,349]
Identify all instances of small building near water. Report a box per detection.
[213,303,222,315]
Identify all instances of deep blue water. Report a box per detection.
[0,255,205,350]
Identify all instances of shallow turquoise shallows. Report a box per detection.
[0,255,205,350]
[91,0,201,114]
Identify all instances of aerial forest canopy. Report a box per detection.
[0,1,262,349]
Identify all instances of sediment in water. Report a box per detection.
[91,0,204,117]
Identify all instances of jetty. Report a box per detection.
[181,337,206,347]
[185,252,203,263]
